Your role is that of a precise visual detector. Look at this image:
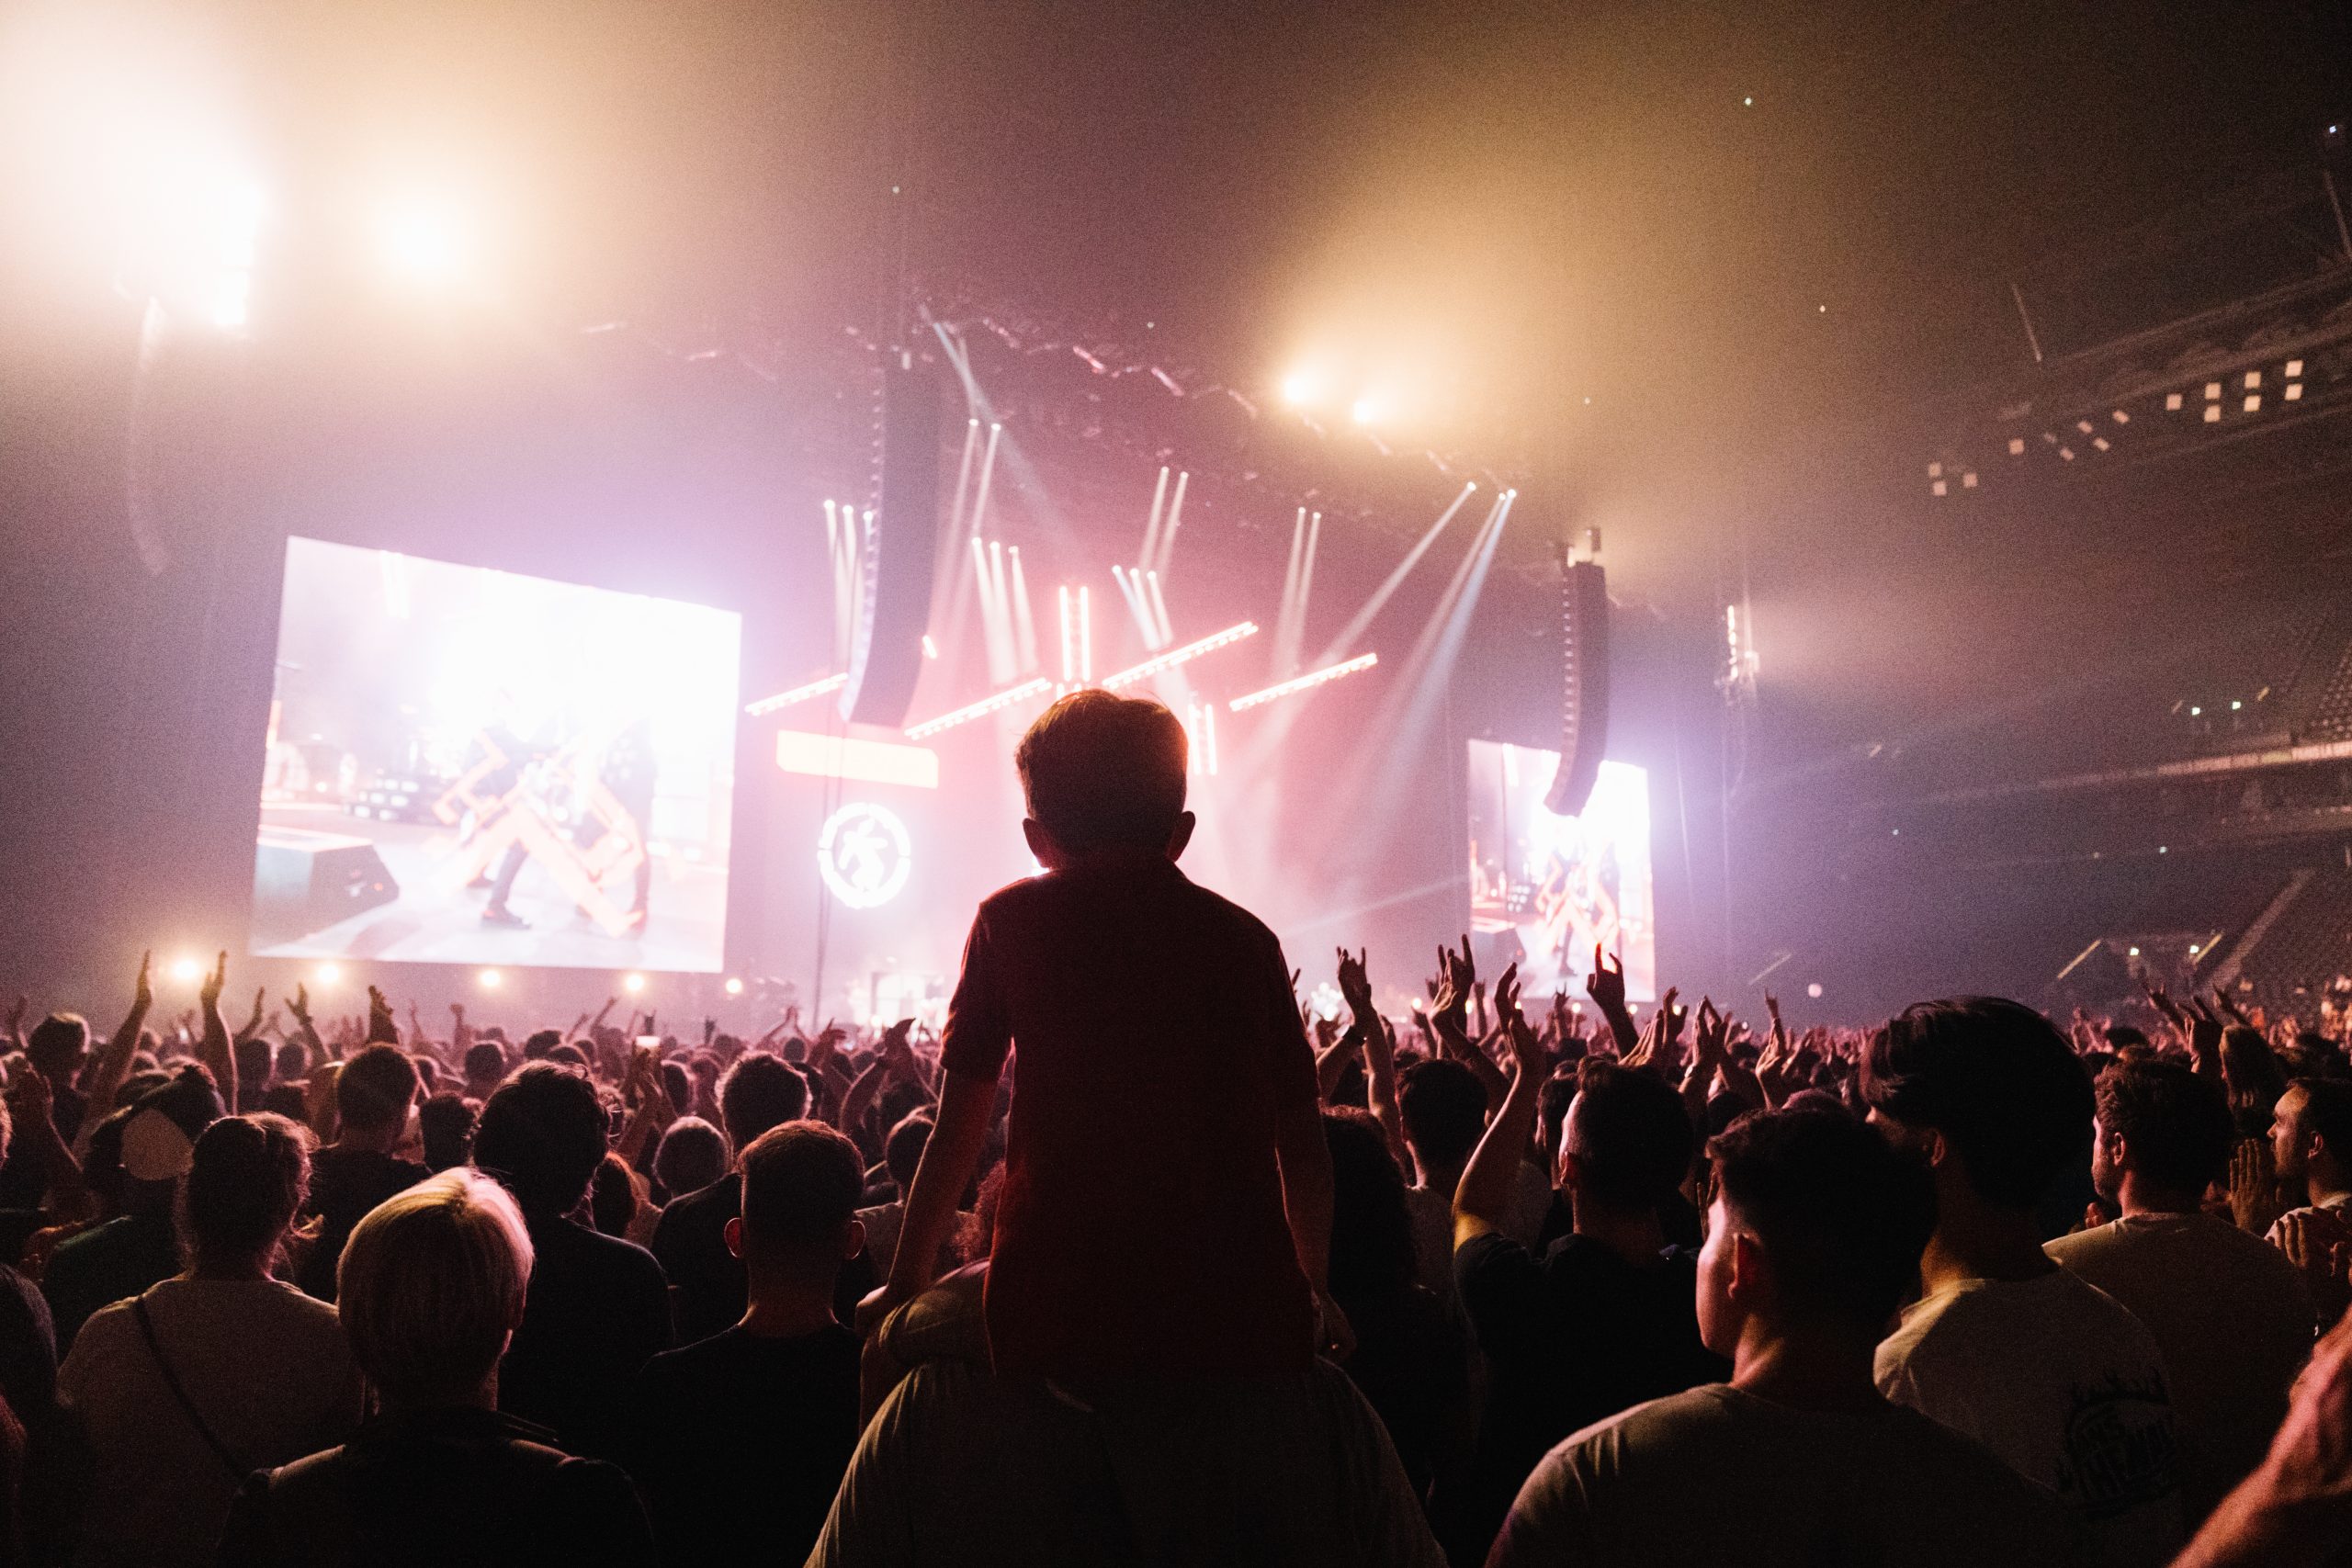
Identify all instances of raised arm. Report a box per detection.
[78,951,153,1125]
[1584,944,1639,1055]
[858,1063,997,1331]
[1453,964,1543,1250]
[1340,949,1409,1169]
[197,952,237,1111]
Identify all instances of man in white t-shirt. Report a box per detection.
[1490,1107,2088,1568]
[2049,1057,2312,1521]
[1866,997,2185,1567]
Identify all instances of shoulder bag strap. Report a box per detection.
[131,1294,250,1483]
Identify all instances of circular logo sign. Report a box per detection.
[817,802,912,909]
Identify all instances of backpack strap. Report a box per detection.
[131,1295,249,1483]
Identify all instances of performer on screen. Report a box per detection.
[480,716,656,934]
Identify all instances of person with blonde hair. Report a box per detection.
[216,1169,653,1567]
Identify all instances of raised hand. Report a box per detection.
[5,1065,52,1134]
[366,986,400,1045]
[132,951,153,1012]
[1585,944,1627,1016]
[285,983,311,1023]
[1335,948,1374,1021]
[198,951,228,1009]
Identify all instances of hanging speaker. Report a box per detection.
[840,355,943,727]
[1544,557,1611,817]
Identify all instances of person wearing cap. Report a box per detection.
[58,1114,362,1568]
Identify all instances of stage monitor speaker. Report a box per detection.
[252,827,401,944]
[1544,558,1611,818]
[841,355,943,728]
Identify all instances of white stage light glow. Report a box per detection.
[1099,622,1259,691]
[1228,652,1379,713]
[375,197,464,282]
[745,672,846,716]
[170,956,205,984]
[904,677,1052,739]
[817,803,913,909]
[724,976,745,996]
[623,972,646,994]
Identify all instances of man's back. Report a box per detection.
[2047,1212,2313,1518]
[1488,1385,2089,1568]
[626,1324,860,1568]
[940,858,1317,1378]
[1875,1269,2184,1567]
[498,1214,673,1463]
[299,1146,429,1302]
[646,1176,741,1346]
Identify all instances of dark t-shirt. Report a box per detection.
[298,1146,430,1302]
[0,1083,86,1210]
[43,1211,179,1352]
[940,856,1319,1379]
[625,1324,860,1567]
[498,1215,673,1464]
[647,1178,875,1347]
[0,1263,56,1422]
[1453,1231,1728,1558]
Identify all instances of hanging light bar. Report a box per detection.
[1227,651,1379,713]
[745,672,847,716]
[904,677,1053,739]
[1099,622,1259,692]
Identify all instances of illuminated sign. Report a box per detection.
[817,803,912,909]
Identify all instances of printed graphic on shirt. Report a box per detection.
[2056,1371,2178,1520]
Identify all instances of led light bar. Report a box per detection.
[904,677,1052,739]
[1227,651,1379,713]
[745,672,847,716]
[1099,622,1259,692]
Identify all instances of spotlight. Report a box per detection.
[374,197,465,282]
[170,956,204,985]
[479,969,501,989]
[314,962,342,985]
[1350,395,1379,426]
[623,973,647,995]
[1280,370,1317,406]
[1805,983,1823,999]
[724,976,745,997]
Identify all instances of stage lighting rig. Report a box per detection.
[1099,622,1260,691]
[1228,652,1379,713]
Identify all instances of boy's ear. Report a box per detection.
[1022,818,1066,870]
[1165,811,1196,862]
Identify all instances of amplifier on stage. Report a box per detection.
[252,826,401,944]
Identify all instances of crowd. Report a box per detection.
[3,688,2352,1564]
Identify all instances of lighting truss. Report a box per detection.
[904,677,1052,739]
[745,672,847,716]
[1099,621,1259,692]
[1227,651,1379,712]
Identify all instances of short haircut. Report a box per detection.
[884,1111,934,1191]
[1323,1108,1417,1298]
[2095,1059,2233,1196]
[274,1042,309,1082]
[1398,1059,1488,1170]
[522,1030,562,1061]
[738,1121,863,1261]
[463,1041,508,1087]
[719,1054,809,1151]
[2292,1078,2352,1156]
[1862,997,2092,1210]
[418,1092,478,1173]
[338,1168,533,1406]
[1014,690,1188,852]
[1710,1108,1936,1330]
[1566,1059,1695,1213]
[234,1036,273,1098]
[652,1116,729,1198]
[26,1014,88,1072]
[335,1044,419,1134]
[183,1113,312,1264]
[471,1063,610,1217]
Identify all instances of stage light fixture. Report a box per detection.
[1228,652,1381,713]
[1099,622,1260,691]
[479,969,502,989]
[314,963,342,985]
[170,956,204,984]
[1351,395,1379,426]
[1280,370,1316,406]
[1806,984,1823,999]
[745,673,847,716]
[623,973,647,995]
[374,197,465,283]
[904,677,1053,739]
[724,977,745,997]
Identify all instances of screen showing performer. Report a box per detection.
[1465,740,1657,1004]
[254,537,741,972]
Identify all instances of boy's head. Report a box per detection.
[1563,1059,1693,1216]
[1698,1108,1935,1357]
[2091,1058,2233,1206]
[335,1044,420,1137]
[464,1041,509,1090]
[883,1111,933,1194]
[725,1120,865,1285]
[472,1063,608,1219]
[26,1014,89,1079]
[1015,691,1193,863]
[1861,997,2091,1215]
[718,1053,809,1153]
[1398,1059,1487,1173]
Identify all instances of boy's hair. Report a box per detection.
[719,1054,809,1151]
[335,1044,420,1134]
[739,1121,863,1263]
[2095,1059,2233,1196]
[26,1014,89,1074]
[1566,1059,1694,1213]
[472,1063,609,1217]
[522,1029,562,1061]
[884,1111,934,1192]
[1397,1059,1488,1169]
[1015,690,1188,852]
[1709,1108,1936,1331]
[463,1041,509,1086]
[653,1116,729,1198]
[338,1168,532,1405]
[418,1091,478,1172]
[1862,997,2092,1209]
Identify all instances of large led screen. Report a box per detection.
[254,538,740,971]
[1466,741,1657,1004]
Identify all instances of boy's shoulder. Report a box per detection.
[978,865,1279,940]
